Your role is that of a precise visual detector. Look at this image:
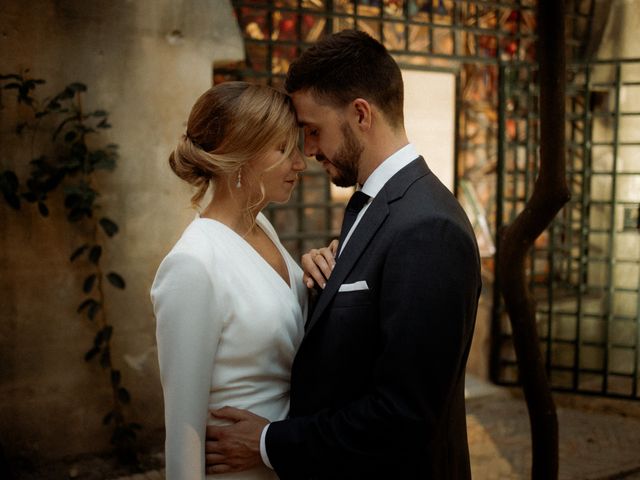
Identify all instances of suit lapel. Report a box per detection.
[304,191,389,334]
[303,157,431,336]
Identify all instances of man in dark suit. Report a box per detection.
[205,29,481,479]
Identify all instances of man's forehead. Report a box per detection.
[291,91,331,125]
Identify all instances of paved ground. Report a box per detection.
[466,390,640,479]
[109,375,640,480]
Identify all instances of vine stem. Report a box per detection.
[92,217,123,422]
[77,90,124,430]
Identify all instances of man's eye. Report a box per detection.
[308,129,318,137]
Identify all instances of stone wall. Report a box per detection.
[0,0,242,460]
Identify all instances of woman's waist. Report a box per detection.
[207,388,290,424]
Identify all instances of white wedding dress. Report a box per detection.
[151,213,307,479]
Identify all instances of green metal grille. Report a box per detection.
[493,58,640,400]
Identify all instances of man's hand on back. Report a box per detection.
[205,407,268,475]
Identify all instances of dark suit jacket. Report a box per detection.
[267,158,482,479]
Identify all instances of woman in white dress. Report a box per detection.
[151,82,307,479]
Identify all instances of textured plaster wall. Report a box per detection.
[0,0,242,460]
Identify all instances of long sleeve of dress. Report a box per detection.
[152,251,223,480]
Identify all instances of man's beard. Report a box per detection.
[325,122,363,188]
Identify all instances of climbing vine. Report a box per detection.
[0,71,140,463]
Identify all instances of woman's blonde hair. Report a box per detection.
[169,82,299,206]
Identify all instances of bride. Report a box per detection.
[151,82,307,479]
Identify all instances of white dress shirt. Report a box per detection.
[338,143,419,255]
[260,143,420,468]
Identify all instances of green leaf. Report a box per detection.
[87,301,101,321]
[68,82,87,93]
[23,79,40,91]
[1,170,18,190]
[107,272,125,289]
[97,118,111,129]
[111,370,121,387]
[22,191,37,203]
[3,193,20,210]
[68,207,89,222]
[94,326,112,346]
[99,217,119,237]
[103,411,114,425]
[60,155,82,171]
[37,201,49,217]
[83,274,96,293]
[70,244,89,262]
[15,122,28,134]
[1,171,21,210]
[58,87,75,100]
[64,182,96,221]
[53,115,79,141]
[89,150,116,171]
[64,131,77,143]
[0,74,21,81]
[102,325,113,342]
[117,387,131,404]
[76,298,97,313]
[84,346,100,362]
[111,425,136,445]
[89,245,102,264]
[100,347,111,368]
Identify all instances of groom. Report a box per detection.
[205,29,481,479]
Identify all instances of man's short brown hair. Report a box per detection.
[285,29,404,128]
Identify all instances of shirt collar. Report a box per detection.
[360,143,419,198]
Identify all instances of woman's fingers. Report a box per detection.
[328,239,339,256]
[301,242,337,289]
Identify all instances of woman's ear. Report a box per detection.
[352,98,372,131]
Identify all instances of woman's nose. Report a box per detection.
[293,150,307,171]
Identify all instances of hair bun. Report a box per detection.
[168,134,213,204]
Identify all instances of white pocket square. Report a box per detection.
[338,280,369,292]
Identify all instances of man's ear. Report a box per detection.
[352,98,372,131]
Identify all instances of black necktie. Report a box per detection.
[337,191,370,257]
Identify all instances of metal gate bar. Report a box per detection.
[493,58,640,400]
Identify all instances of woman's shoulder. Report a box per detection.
[158,219,227,271]
[170,217,225,252]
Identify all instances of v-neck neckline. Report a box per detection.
[197,214,294,293]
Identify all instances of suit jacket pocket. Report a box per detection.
[332,289,371,308]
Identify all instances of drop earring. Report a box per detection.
[236,169,242,188]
